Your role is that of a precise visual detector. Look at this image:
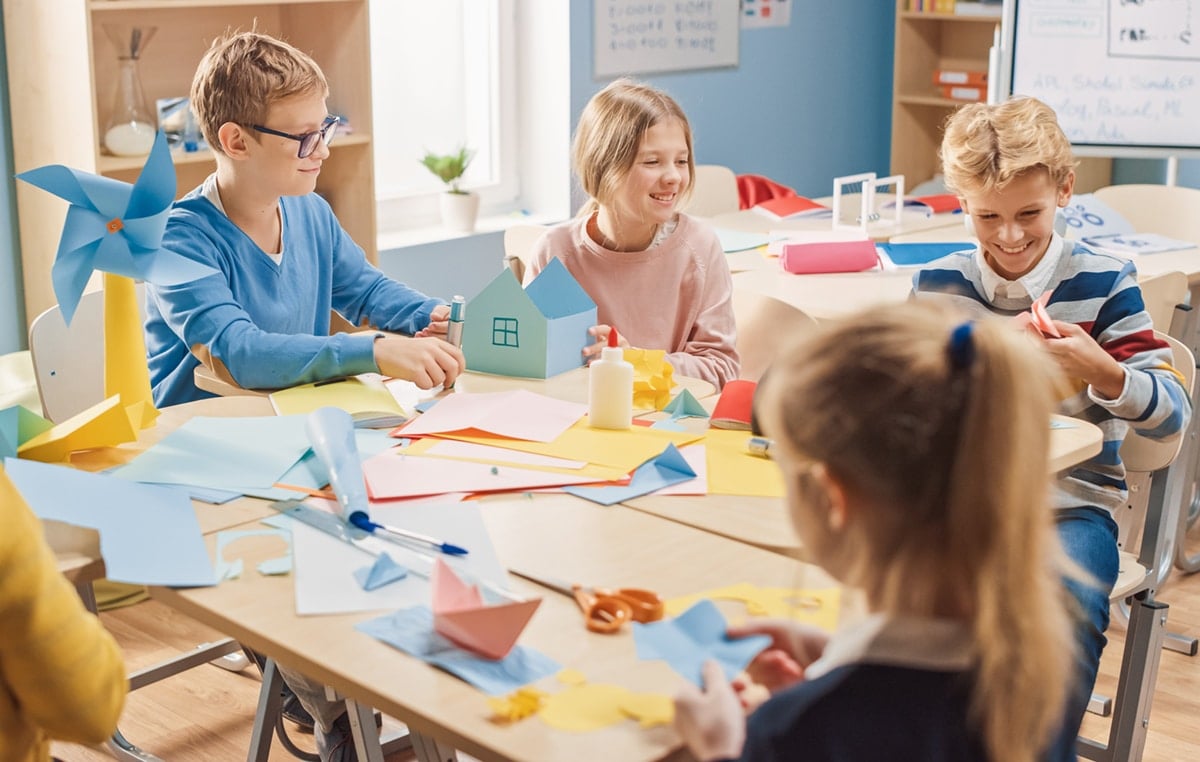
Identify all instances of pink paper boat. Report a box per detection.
[1030,290,1061,338]
[431,558,541,660]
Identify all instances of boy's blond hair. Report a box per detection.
[190,31,328,155]
[940,96,1077,196]
[572,78,695,215]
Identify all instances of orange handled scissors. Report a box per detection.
[510,569,665,634]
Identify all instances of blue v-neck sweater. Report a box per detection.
[144,190,441,407]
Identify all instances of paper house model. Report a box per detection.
[462,257,597,379]
[431,558,541,660]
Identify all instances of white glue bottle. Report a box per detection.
[588,328,633,430]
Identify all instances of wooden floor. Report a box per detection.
[53,527,1200,762]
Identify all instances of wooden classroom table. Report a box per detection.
[151,494,840,762]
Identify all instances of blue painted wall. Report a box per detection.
[0,11,26,354]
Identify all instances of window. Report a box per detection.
[368,0,518,232]
[492,317,520,348]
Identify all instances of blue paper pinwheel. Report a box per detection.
[16,131,215,323]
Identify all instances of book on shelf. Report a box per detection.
[939,84,986,102]
[933,68,987,87]
[751,195,833,221]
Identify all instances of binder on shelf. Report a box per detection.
[932,69,987,87]
[939,84,986,103]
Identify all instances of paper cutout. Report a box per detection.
[424,439,587,470]
[654,444,707,496]
[625,349,675,411]
[16,395,137,462]
[445,420,702,472]
[632,599,771,687]
[557,668,587,686]
[617,692,674,728]
[362,451,605,500]
[663,389,708,420]
[538,683,632,732]
[432,558,541,660]
[214,528,292,581]
[15,130,215,324]
[665,584,841,632]
[704,428,785,497]
[1029,290,1062,338]
[463,258,598,379]
[354,552,409,591]
[488,686,547,721]
[649,418,687,431]
[103,272,159,431]
[5,457,216,586]
[356,605,560,695]
[564,443,697,506]
[398,389,586,443]
[270,375,408,418]
[0,405,52,458]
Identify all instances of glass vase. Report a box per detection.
[103,25,158,157]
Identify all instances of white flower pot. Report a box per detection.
[440,191,480,233]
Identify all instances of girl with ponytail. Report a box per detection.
[674,300,1074,762]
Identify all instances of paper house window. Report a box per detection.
[492,318,519,348]
[462,257,598,379]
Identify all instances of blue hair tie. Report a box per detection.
[948,321,975,370]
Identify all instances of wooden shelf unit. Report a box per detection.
[3,0,377,328]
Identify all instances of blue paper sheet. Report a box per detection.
[5,457,217,587]
[632,599,770,686]
[275,428,401,492]
[113,414,313,491]
[356,605,560,695]
[876,242,974,267]
[563,443,697,506]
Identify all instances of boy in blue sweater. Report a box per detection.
[144,31,464,409]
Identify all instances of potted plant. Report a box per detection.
[421,146,478,233]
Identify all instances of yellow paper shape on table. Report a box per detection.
[703,428,785,497]
[442,420,702,472]
[431,558,541,660]
[665,584,842,632]
[487,686,547,722]
[103,273,159,430]
[625,348,674,411]
[539,682,674,732]
[617,692,674,728]
[17,395,137,462]
[556,668,587,686]
[269,375,406,417]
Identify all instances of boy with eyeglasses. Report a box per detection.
[144,31,463,408]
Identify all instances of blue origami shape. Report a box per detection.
[663,389,709,420]
[353,552,409,591]
[632,599,771,687]
[563,442,697,506]
[16,130,216,323]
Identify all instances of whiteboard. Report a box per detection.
[593,0,740,78]
[1004,0,1200,157]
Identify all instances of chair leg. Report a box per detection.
[1164,630,1199,656]
[410,728,459,762]
[1078,592,1168,762]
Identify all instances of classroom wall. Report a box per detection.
[0,11,25,355]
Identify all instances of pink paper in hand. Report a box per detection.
[1030,290,1062,338]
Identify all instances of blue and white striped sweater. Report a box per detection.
[912,238,1191,517]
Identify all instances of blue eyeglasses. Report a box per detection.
[251,115,339,158]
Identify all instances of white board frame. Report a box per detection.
[593,0,740,78]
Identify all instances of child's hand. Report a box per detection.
[582,324,631,362]
[373,336,464,389]
[1038,321,1127,400]
[415,304,451,338]
[727,619,827,694]
[674,660,746,762]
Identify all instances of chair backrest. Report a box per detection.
[1092,183,1200,244]
[1136,270,1188,335]
[685,165,740,218]
[732,289,818,382]
[504,224,549,285]
[28,290,106,423]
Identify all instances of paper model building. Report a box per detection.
[462,258,597,379]
[432,558,541,660]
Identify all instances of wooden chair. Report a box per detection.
[1092,184,1200,245]
[503,224,549,284]
[685,164,740,218]
[1079,332,1195,761]
[28,289,108,423]
[732,289,818,382]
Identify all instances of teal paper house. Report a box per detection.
[462,258,597,379]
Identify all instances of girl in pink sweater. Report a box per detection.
[527,78,739,388]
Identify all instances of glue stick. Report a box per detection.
[588,328,633,430]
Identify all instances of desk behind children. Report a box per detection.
[149,493,841,762]
[710,192,966,241]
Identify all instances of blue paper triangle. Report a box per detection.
[525,257,596,319]
[663,389,709,420]
[354,552,409,591]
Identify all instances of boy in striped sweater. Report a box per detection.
[912,96,1191,758]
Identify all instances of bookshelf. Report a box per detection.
[2,0,377,329]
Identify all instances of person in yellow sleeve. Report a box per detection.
[0,468,127,762]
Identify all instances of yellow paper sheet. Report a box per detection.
[103,274,159,430]
[269,376,405,417]
[703,428,785,497]
[666,584,841,632]
[441,420,702,472]
[17,395,137,462]
[400,437,627,481]
[625,348,674,411]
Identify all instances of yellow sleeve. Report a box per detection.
[0,468,127,753]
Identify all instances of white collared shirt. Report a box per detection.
[804,613,975,682]
[975,232,1066,302]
